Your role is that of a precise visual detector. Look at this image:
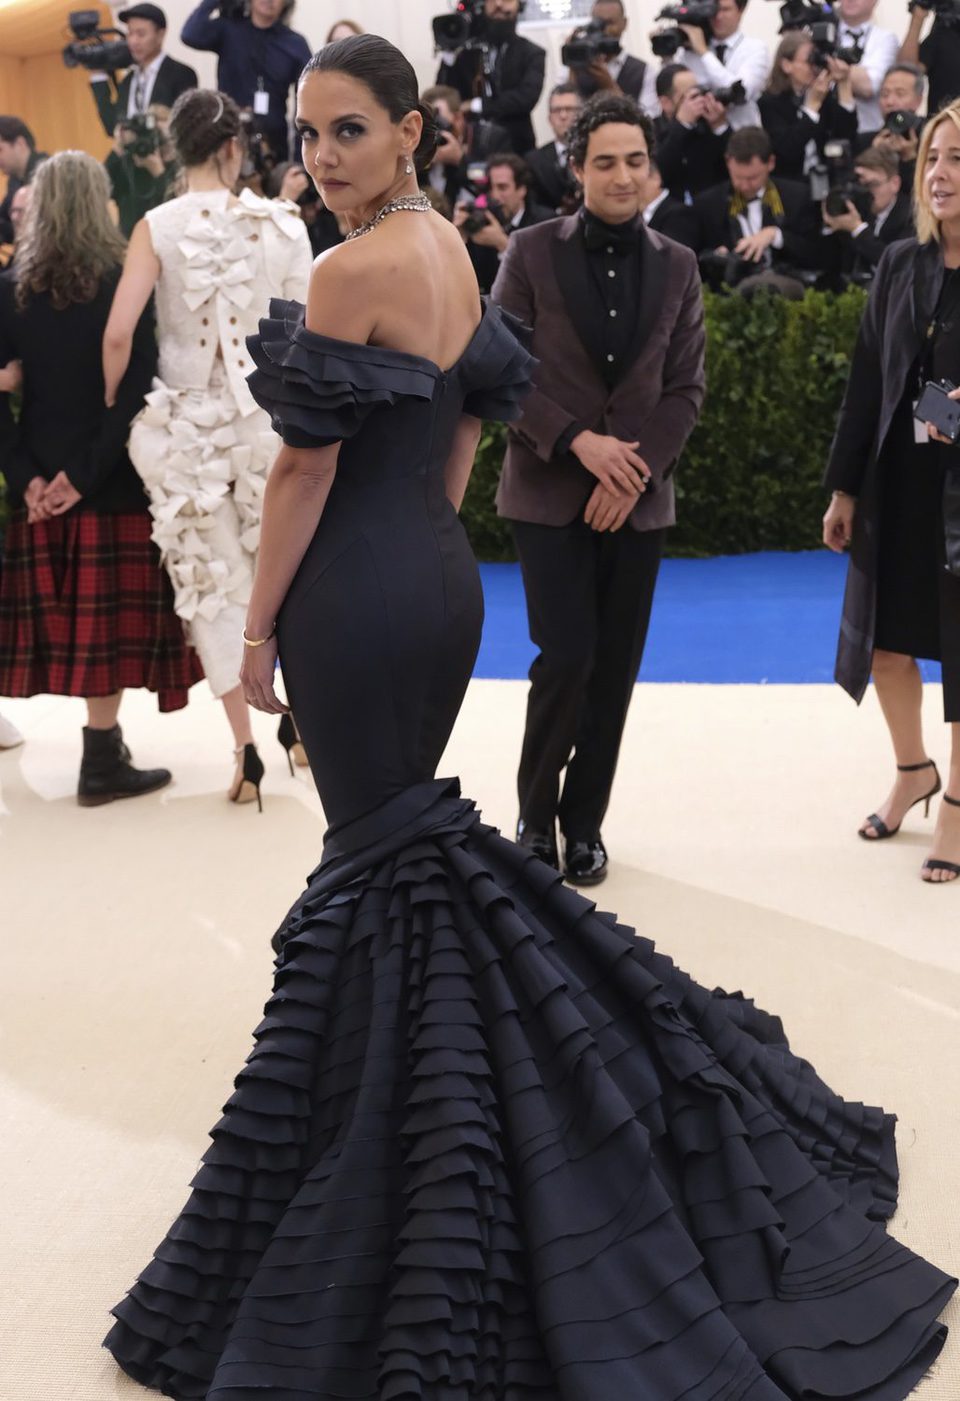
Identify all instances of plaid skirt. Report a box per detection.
[0,507,204,712]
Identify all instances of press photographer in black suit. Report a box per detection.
[563,0,659,116]
[654,64,731,202]
[454,152,552,293]
[436,0,546,155]
[900,0,960,118]
[758,32,858,181]
[88,4,197,139]
[641,158,699,247]
[421,84,511,206]
[821,146,915,281]
[693,125,822,293]
[525,84,582,212]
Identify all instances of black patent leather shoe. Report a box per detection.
[563,838,608,886]
[516,819,559,870]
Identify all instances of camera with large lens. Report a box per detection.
[238,111,276,183]
[118,112,161,159]
[809,139,872,217]
[698,248,756,288]
[807,20,863,68]
[650,0,717,60]
[705,79,747,105]
[433,0,488,51]
[62,9,131,73]
[561,19,622,66]
[884,108,924,136]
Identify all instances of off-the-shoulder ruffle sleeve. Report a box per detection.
[460,302,536,424]
[246,299,441,448]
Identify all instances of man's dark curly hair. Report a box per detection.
[567,93,654,170]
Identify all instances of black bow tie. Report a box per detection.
[582,215,639,255]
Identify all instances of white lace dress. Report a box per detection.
[129,187,312,696]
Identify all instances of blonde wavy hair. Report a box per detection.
[914,99,960,244]
[15,150,126,310]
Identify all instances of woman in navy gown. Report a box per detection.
[105,34,956,1400]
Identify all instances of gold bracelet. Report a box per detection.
[242,626,276,648]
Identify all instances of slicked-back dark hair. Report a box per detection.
[302,34,441,174]
[568,92,654,169]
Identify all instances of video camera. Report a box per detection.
[62,9,131,74]
[908,0,960,25]
[561,19,621,67]
[651,0,717,60]
[809,138,872,217]
[433,0,488,51]
[117,112,161,159]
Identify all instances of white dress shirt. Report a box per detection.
[643,189,671,224]
[680,30,771,130]
[126,54,165,115]
[736,189,785,256]
[558,51,660,118]
[837,21,898,133]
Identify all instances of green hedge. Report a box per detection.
[460,285,868,560]
[0,288,867,558]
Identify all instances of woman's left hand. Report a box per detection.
[240,634,289,715]
[43,471,82,516]
[926,384,960,444]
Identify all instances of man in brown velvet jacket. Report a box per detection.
[491,92,705,884]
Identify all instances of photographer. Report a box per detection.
[674,0,771,130]
[640,156,699,245]
[862,64,925,182]
[833,0,898,133]
[524,84,582,211]
[420,83,511,205]
[821,146,914,278]
[0,118,46,246]
[180,0,311,164]
[899,1,960,118]
[88,5,197,139]
[654,65,731,201]
[693,124,821,293]
[561,0,659,116]
[435,0,546,155]
[759,33,857,181]
[105,105,178,237]
[454,151,552,292]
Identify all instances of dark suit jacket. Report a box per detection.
[758,90,858,182]
[654,117,729,202]
[692,177,822,270]
[823,238,942,701]
[437,35,546,155]
[468,201,554,294]
[820,190,915,283]
[91,54,198,137]
[525,141,574,212]
[570,52,648,103]
[490,214,705,532]
[645,194,698,249]
[0,149,46,245]
[0,268,156,512]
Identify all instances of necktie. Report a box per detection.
[133,71,147,112]
[844,28,863,49]
[714,43,728,64]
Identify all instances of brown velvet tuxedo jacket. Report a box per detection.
[490,214,706,532]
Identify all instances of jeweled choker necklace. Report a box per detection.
[344,193,433,242]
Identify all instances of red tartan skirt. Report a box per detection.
[0,507,204,712]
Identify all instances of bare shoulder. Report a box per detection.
[305,237,379,342]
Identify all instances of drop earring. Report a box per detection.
[405,157,414,174]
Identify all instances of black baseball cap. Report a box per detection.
[118,4,168,26]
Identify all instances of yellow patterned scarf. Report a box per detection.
[728,183,785,222]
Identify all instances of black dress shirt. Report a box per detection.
[581,210,641,386]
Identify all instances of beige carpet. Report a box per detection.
[1,679,957,1399]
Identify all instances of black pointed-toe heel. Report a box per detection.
[277,712,308,775]
[922,792,960,884]
[859,759,941,840]
[229,743,265,812]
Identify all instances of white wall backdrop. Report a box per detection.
[121,0,926,147]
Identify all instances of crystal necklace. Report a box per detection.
[344,193,433,242]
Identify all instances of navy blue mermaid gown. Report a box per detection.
[104,301,955,1399]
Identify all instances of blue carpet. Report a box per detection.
[475,551,944,685]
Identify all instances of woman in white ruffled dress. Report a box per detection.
[104,88,313,806]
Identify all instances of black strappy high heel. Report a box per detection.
[228,743,265,812]
[277,712,309,775]
[859,759,941,840]
[922,792,960,883]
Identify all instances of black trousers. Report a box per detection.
[512,518,665,842]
